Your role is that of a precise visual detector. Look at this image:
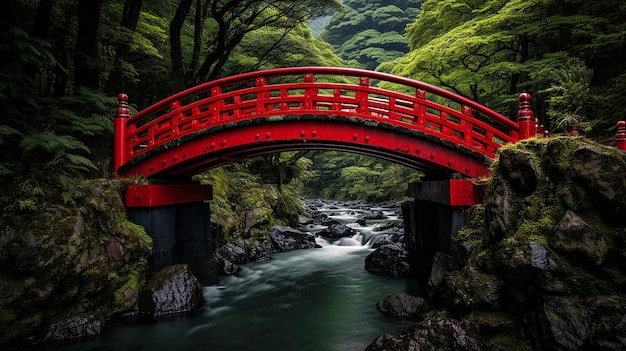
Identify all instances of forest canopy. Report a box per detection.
[378,0,626,137]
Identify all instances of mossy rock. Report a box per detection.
[450,137,626,350]
[0,179,152,345]
[438,266,505,312]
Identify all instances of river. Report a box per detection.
[37,201,418,351]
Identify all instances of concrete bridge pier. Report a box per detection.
[402,179,483,285]
[125,183,216,285]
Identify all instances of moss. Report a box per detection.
[0,311,43,344]
[120,219,152,249]
[515,216,556,241]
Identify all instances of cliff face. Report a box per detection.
[435,137,626,350]
[0,180,152,345]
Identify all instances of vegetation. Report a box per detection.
[0,0,343,227]
[321,0,423,70]
[303,151,422,202]
[1,0,625,241]
[378,0,626,137]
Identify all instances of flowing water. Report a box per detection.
[36,201,418,351]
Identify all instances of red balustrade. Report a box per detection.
[115,67,524,178]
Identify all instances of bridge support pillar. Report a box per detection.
[125,183,216,285]
[403,179,484,286]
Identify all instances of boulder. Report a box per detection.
[550,210,608,265]
[268,226,316,251]
[376,292,431,318]
[526,296,592,350]
[317,223,357,238]
[0,179,152,344]
[365,243,414,277]
[432,138,626,350]
[44,315,104,342]
[366,316,485,351]
[426,252,456,299]
[214,238,274,275]
[138,264,204,317]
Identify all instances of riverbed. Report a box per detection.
[36,201,417,351]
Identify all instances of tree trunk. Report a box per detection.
[170,0,193,90]
[104,0,144,95]
[74,0,102,90]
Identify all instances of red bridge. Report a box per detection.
[114,67,626,284]
[114,67,539,183]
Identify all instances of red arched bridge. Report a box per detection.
[115,67,543,207]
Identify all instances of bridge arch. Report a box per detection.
[114,67,527,180]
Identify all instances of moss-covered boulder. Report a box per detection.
[0,180,152,345]
[438,137,626,350]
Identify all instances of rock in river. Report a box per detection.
[364,242,414,277]
[138,264,204,317]
[268,225,317,251]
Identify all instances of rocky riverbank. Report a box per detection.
[0,180,152,346]
[214,199,408,276]
[367,137,626,350]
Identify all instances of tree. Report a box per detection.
[104,0,145,95]
[320,0,422,70]
[74,0,103,90]
[169,0,341,89]
[379,0,626,135]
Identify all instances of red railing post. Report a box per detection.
[517,92,535,140]
[114,93,130,176]
[616,120,626,151]
[356,76,370,114]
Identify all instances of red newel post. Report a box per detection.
[616,120,626,151]
[517,92,535,140]
[114,93,130,176]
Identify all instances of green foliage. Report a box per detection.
[303,151,422,202]
[196,153,313,243]
[380,0,626,139]
[320,0,422,69]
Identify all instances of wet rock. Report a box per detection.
[361,211,387,220]
[496,240,560,272]
[366,316,485,351]
[550,210,608,265]
[138,264,204,317]
[527,296,592,350]
[317,223,357,238]
[365,243,414,277]
[427,252,456,301]
[44,315,104,342]
[376,292,431,318]
[268,226,316,251]
[214,238,274,275]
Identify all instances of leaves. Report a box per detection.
[321,0,421,70]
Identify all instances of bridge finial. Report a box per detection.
[114,93,131,176]
[616,120,626,151]
[116,93,130,119]
[517,92,535,140]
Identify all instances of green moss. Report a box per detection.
[484,332,533,351]
[121,220,152,248]
[515,216,555,240]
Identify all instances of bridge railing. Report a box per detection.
[114,67,521,172]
